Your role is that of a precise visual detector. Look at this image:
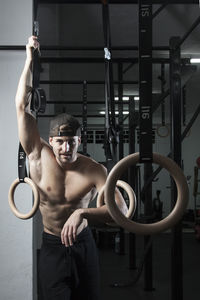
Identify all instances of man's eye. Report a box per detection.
[69,140,76,144]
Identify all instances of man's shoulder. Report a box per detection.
[78,154,107,173]
[30,138,52,161]
[40,138,53,153]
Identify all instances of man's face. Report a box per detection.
[49,136,81,165]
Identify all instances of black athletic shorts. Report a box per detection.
[38,226,101,300]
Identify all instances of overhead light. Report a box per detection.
[134,96,140,101]
[99,111,129,115]
[190,58,200,63]
[114,96,130,101]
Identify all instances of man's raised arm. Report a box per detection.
[15,36,42,158]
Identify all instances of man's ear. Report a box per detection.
[78,137,81,145]
[49,137,53,146]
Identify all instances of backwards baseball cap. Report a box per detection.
[49,113,81,137]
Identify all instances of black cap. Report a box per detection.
[49,113,81,137]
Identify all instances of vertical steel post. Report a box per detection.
[161,63,166,126]
[33,0,38,23]
[143,163,153,291]
[82,80,88,155]
[169,36,183,300]
[182,86,186,127]
[128,96,137,270]
[118,62,124,160]
[117,62,125,255]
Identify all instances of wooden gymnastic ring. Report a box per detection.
[104,152,189,235]
[8,177,40,219]
[97,180,136,219]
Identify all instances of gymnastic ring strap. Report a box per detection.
[8,177,40,219]
[104,152,189,235]
[97,180,136,220]
[31,88,46,113]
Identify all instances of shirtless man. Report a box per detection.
[15,36,127,300]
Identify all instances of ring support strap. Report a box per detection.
[139,3,153,162]
[18,143,27,182]
[31,21,46,114]
[32,21,40,89]
[8,143,40,219]
[31,87,46,113]
[102,1,117,163]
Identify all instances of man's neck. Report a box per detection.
[56,155,79,171]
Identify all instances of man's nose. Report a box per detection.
[63,142,70,152]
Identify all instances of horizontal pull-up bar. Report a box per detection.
[39,57,190,64]
[38,0,199,4]
[46,100,107,105]
[0,45,170,51]
[40,80,138,85]
[37,114,120,118]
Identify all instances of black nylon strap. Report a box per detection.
[31,21,46,113]
[18,143,27,182]
[31,87,46,113]
[32,21,40,89]
[102,1,118,162]
[139,2,153,162]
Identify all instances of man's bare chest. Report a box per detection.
[29,157,95,205]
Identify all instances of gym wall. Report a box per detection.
[0,1,33,299]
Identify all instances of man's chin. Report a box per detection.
[58,155,71,162]
[63,157,72,162]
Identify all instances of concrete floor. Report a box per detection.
[98,230,200,300]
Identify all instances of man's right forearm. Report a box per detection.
[15,56,33,110]
[15,37,39,110]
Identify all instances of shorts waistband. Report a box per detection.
[42,226,91,245]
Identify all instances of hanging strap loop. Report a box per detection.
[18,143,27,182]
